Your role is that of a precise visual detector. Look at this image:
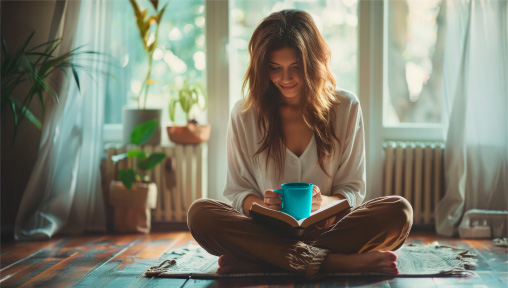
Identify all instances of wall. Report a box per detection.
[1,1,57,240]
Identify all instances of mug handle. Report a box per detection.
[274,189,285,213]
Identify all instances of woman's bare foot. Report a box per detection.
[216,255,265,274]
[321,251,399,275]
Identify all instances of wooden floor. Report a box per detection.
[1,229,507,288]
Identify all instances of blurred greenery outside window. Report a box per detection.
[104,0,206,125]
[384,0,444,125]
[104,0,443,128]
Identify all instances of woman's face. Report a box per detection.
[268,47,302,101]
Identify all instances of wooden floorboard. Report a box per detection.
[0,237,63,270]
[74,232,193,288]
[1,230,507,288]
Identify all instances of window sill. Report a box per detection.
[103,124,123,143]
[383,124,444,142]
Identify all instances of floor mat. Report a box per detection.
[145,241,477,279]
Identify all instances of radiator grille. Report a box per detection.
[383,141,445,225]
[102,144,207,223]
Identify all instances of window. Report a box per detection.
[229,0,358,106]
[100,0,447,200]
[104,0,206,127]
[104,0,443,137]
[358,0,445,200]
[384,0,444,125]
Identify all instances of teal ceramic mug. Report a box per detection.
[274,182,313,220]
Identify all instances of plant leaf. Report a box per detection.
[130,119,158,145]
[168,98,178,123]
[1,36,9,60]
[149,0,158,10]
[127,149,145,159]
[136,153,148,165]
[195,82,207,110]
[119,168,136,190]
[11,96,41,129]
[9,101,18,128]
[3,31,32,77]
[179,89,191,113]
[71,64,81,92]
[22,106,42,129]
[17,30,35,56]
[137,152,165,171]
[37,91,45,117]
[27,36,59,53]
[22,55,59,104]
[8,101,19,142]
[156,4,167,23]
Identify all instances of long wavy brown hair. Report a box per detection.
[242,9,340,178]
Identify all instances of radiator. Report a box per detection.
[102,144,207,223]
[383,141,445,225]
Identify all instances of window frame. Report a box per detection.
[359,0,444,201]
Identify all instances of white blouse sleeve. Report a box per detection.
[223,101,262,215]
[331,94,366,208]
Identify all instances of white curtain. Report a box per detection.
[15,0,109,240]
[436,0,508,236]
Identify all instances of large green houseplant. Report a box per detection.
[109,119,166,233]
[123,0,167,145]
[167,78,211,144]
[1,31,99,141]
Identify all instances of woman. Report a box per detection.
[187,9,413,279]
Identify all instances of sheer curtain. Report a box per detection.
[436,0,508,236]
[15,0,110,240]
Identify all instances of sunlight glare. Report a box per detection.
[193,51,206,70]
[168,27,182,41]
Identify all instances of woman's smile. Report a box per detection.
[280,83,298,90]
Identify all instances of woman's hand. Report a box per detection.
[311,185,323,212]
[264,189,282,211]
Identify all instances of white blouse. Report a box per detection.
[223,90,366,215]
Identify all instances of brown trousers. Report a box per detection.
[187,195,413,279]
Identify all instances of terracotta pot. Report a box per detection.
[109,181,157,234]
[167,123,211,144]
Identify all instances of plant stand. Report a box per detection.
[109,180,157,233]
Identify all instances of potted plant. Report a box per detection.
[109,119,166,233]
[1,31,100,142]
[123,0,167,145]
[167,78,211,144]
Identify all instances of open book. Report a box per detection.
[249,199,351,239]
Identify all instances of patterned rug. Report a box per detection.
[145,241,477,279]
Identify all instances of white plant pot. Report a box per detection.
[122,108,162,145]
[109,180,157,234]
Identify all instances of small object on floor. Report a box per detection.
[144,241,477,279]
[146,259,177,276]
[493,237,508,247]
[459,226,492,239]
[458,209,508,239]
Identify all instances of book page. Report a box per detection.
[250,203,300,227]
[299,199,350,228]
